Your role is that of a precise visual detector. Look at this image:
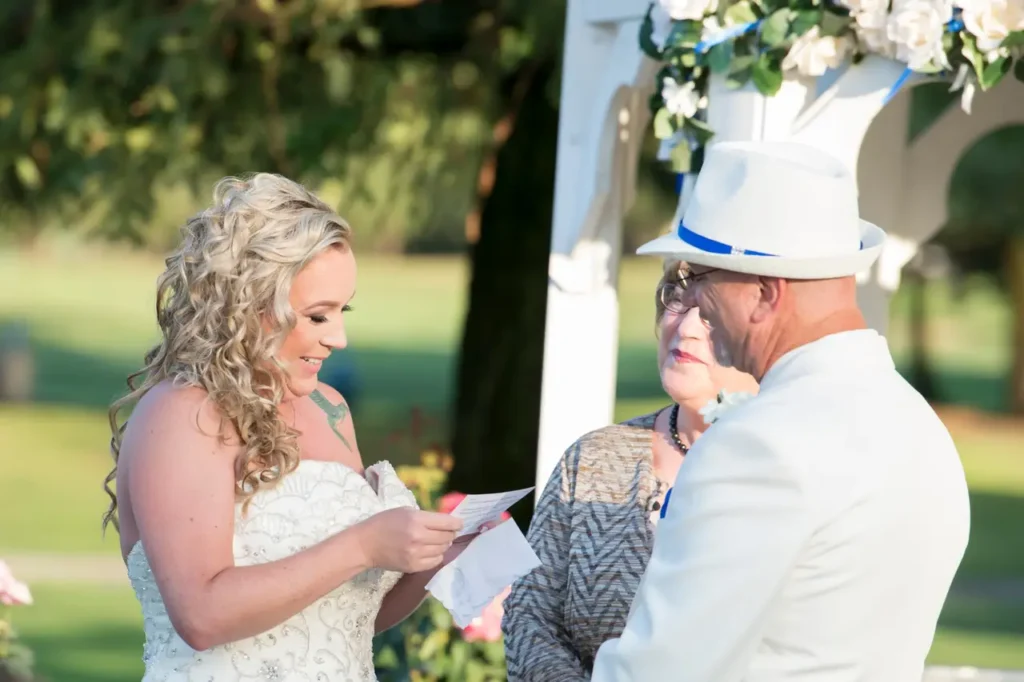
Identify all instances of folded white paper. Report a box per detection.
[426,518,541,628]
[448,486,534,538]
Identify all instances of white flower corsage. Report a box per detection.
[699,389,756,425]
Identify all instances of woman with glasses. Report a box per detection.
[502,259,758,680]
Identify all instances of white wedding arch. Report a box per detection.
[536,1,1024,676]
[535,0,1024,512]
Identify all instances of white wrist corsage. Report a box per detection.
[699,390,756,425]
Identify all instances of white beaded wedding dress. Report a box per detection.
[127,460,417,681]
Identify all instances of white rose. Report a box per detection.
[961,0,1024,53]
[662,77,702,118]
[856,17,899,57]
[887,0,954,70]
[648,1,674,49]
[839,0,892,27]
[782,26,853,76]
[658,0,718,22]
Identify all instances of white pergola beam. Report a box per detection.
[584,0,649,24]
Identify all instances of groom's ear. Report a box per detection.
[750,276,785,322]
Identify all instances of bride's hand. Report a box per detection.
[440,518,509,565]
[358,508,463,574]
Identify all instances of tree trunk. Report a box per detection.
[1006,234,1024,414]
[905,269,938,401]
[448,60,559,528]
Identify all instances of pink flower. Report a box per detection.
[438,491,512,523]
[460,586,510,643]
[437,491,466,515]
[0,560,33,606]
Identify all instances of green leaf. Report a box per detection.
[1015,58,1024,84]
[752,54,783,95]
[790,10,822,37]
[960,32,986,82]
[653,107,676,140]
[1001,30,1024,48]
[726,54,757,88]
[639,5,663,59]
[981,56,1010,89]
[665,20,705,49]
[708,41,734,73]
[725,1,759,26]
[14,156,42,190]
[680,51,698,67]
[685,117,716,145]
[819,10,852,37]
[761,9,793,47]
[669,142,693,174]
[727,68,754,88]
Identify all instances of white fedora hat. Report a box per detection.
[636,140,886,279]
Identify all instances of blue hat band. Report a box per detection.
[677,222,778,257]
[677,222,864,257]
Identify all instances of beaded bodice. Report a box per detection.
[126,460,417,681]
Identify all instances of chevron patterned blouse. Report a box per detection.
[502,410,670,680]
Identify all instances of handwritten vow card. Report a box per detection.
[426,517,541,627]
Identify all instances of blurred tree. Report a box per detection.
[0,0,495,251]
[939,124,1024,414]
[901,85,1024,415]
[447,58,560,528]
[0,0,565,512]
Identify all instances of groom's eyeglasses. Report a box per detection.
[679,268,718,289]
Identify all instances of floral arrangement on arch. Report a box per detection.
[642,0,1024,171]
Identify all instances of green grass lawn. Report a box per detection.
[12,585,144,682]
[1,247,1021,678]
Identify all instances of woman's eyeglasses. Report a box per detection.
[659,269,717,314]
[658,283,688,314]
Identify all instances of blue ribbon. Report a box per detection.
[696,19,762,54]
[677,222,779,256]
[948,8,964,33]
[660,487,673,519]
[883,11,964,105]
[675,173,686,195]
[881,66,914,105]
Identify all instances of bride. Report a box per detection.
[102,173,467,680]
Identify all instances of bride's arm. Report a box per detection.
[125,385,458,651]
[374,529,487,633]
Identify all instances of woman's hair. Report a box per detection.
[102,173,353,532]
[655,258,685,327]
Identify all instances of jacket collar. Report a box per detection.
[759,330,894,394]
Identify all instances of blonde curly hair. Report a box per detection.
[102,173,353,532]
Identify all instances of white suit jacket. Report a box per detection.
[591,330,970,682]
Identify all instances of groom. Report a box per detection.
[589,141,970,681]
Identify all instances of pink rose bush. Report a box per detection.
[437,491,513,644]
[460,585,511,643]
[380,445,513,679]
[0,562,32,607]
[0,559,36,681]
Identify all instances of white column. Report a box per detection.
[537,247,621,494]
[536,0,651,497]
[704,57,913,333]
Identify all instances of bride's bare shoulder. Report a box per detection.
[127,380,231,444]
